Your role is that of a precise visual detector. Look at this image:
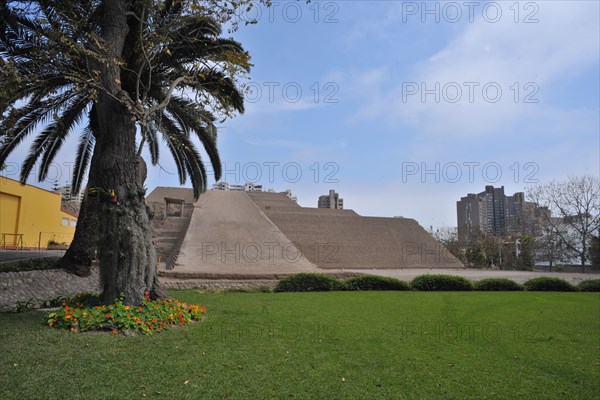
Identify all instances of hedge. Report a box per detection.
[411,274,473,291]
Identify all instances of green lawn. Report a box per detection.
[1,291,599,399]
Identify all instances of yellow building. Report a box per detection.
[0,176,78,249]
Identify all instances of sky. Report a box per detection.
[3,0,599,230]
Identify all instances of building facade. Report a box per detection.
[212,181,263,192]
[56,184,85,204]
[0,177,78,248]
[211,181,296,202]
[318,190,344,209]
[457,186,540,242]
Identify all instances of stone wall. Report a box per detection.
[0,268,276,311]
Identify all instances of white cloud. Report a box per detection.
[244,98,329,114]
[347,1,599,138]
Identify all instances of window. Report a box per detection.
[61,218,69,226]
[70,219,77,227]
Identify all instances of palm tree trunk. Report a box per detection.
[58,147,102,276]
[94,0,165,305]
[94,95,165,305]
[58,191,98,276]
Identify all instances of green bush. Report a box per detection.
[411,274,473,291]
[577,279,600,292]
[222,286,273,293]
[274,273,345,293]
[344,275,411,291]
[523,277,576,292]
[474,278,524,291]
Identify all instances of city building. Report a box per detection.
[212,181,230,191]
[211,181,296,202]
[212,181,263,192]
[318,190,343,209]
[505,192,541,236]
[457,186,540,242]
[0,176,78,249]
[284,189,297,203]
[56,184,85,204]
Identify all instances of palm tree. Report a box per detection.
[0,1,249,304]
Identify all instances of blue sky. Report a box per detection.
[3,0,599,230]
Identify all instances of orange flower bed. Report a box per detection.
[47,292,206,335]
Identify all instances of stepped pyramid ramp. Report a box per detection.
[246,192,464,270]
[173,190,318,277]
[146,186,196,204]
[246,192,358,216]
[243,192,301,211]
[147,187,196,270]
[151,204,194,270]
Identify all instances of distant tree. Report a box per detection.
[590,236,600,269]
[432,226,466,265]
[528,175,600,271]
[465,238,487,268]
[533,214,574,271]
[517,235,535,270]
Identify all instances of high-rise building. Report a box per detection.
[456,193,485,242]
[56,184,84,205]
[318,190,343,209]
[505,192,540,236]
[457,186,540,242]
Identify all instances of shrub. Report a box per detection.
[274,273,345,292]
[474,278,524,291]
[47,292,206,335]
[577,279,600,292]
[223,286,273,293]
[344,275,411,291]
[411,274,473,291]
[523,277,576,292]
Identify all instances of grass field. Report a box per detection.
[1,291,599,399]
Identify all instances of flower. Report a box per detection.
[47,293,205,335]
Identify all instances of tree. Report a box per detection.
[516,235,535,270]
[50,1,269,277]
[431,226,467,265]
[465,242,487,268]
[57,162,101,276]
[528,175,600,271]
[590,236,600,269]
[0,0,253,304]
[533,212,573,271]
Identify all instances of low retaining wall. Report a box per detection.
[162,279,278,290]
[0,268,100,311]
[0,268,279,311]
